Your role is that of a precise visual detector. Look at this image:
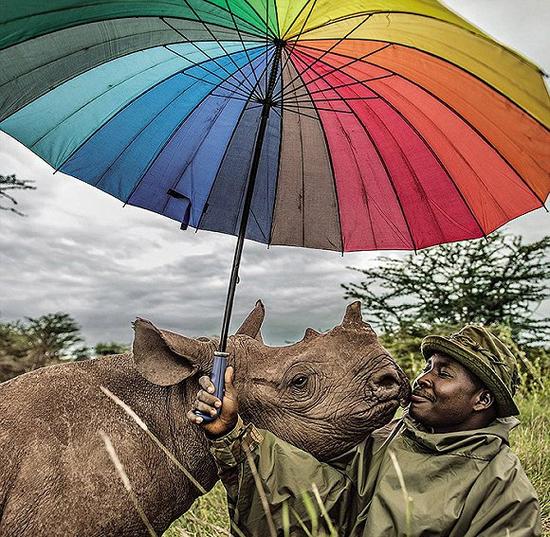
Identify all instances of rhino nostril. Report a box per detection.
[371,369,401,391]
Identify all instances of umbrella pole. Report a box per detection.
[196,42,283,422]
[218,42,283,354]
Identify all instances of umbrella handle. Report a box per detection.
[195,352,228,424]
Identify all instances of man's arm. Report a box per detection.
[187,368,350,537]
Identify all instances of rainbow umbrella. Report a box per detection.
[1,2,549,408]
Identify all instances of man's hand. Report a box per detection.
[187,366,239,438]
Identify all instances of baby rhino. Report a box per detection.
[0,301,409,536]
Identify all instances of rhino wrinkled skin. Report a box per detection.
[0,301,409,536]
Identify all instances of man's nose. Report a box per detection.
[415,372,432,389]
[368,366,402,397]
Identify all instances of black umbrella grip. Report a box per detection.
[195,352,228,423]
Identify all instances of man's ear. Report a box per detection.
[132,318,211,386]
[473,389,495,412]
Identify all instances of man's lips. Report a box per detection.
[410,391,434,403]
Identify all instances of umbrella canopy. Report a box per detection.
[1,0,549,254]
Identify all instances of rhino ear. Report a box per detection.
[132,318,210,386]
[236,300,265,342]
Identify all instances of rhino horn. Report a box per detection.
[132,318,211,386]
[302,327,321,342]
[342,301,365,327]
[236,300,265,343]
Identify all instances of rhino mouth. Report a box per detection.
[355,398,400,423]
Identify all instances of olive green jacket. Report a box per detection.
[209,415,541,537]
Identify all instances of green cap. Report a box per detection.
[421,325,520,417]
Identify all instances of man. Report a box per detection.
[188,326,541,536]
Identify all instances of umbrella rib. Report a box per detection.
[232,0,278,40]
[294,37,549,129]
[89,77,209,189]
[222,0,263,91]
[282,66,344,252]
[1,2,271,46]
[175,4,258,95]
[278,106,320,121]
[284,10,540,70]
[288,75,415,248]
[0,23,262,90]
[195,52,273,231]
[273,14,374,101]
[271,0,281,41]
[281,43,391,102]
[161,17,246,85]
[176,68,251,100]
[161,16,257,96]
[282,103,355,114]
[160,56,274,218]
[296,48,479,244]
[279,0,315,41]
[53,49,262,174]
[262,0,269,98]
[210,92,258,103]
[123,55,267,209]
[283,73,394,102]
[284,96,380,105]
[267,102,285,246]
[291,52,418,251]
[33,54,192,151]
[163,44,253,100]
[275,0,320,90]
[296,43,550,208]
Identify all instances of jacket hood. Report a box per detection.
[402,414,520,460]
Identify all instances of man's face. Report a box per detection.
[409,353,485,432]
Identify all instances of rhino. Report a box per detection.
[0,301,410,536]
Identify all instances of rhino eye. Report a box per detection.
[291,375,309,389]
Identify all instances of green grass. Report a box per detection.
[164,377,550,537]
[164,483,229,536]
[512,377,550,536]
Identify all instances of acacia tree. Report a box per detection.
[342,233,550,342]
[0,174,35,215]
[0,313,83,382]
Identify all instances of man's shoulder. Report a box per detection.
[488,443,528,476]
[482,443,538,495]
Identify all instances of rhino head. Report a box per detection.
[132,301,410,460]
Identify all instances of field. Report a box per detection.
[164,370,550,536]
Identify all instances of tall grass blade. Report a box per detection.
[100,386,207,495]
[244,449,278,537]
[311,483,339,537]
[282,501,290,537]
[99,430,159,537]
[290,507,314,537]
[389,450,413,537]
[301,490,319,536]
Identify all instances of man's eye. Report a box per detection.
[439,370,451,378]
[291,375,309,389]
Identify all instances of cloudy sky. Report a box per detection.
[1,0,549,347]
